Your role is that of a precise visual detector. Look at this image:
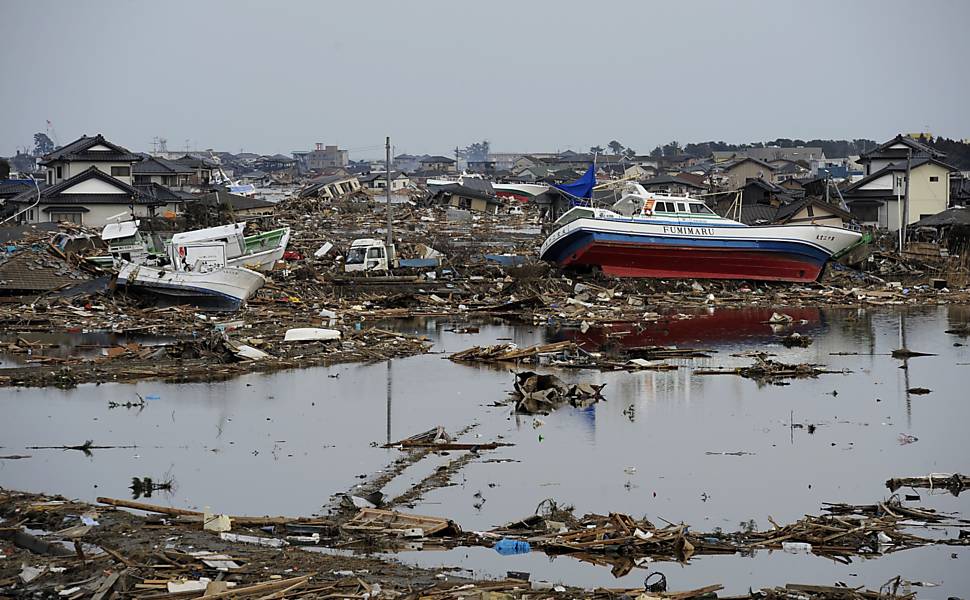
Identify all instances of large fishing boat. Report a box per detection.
[538,183,864,282]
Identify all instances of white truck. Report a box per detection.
[343,238,442,273]
[344,238,396,272]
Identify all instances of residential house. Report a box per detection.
[857,135,945,176]
[358,171,411,191]
[714,147,825,165]
[842,157,956,230]
[134,182,196,214]
[419,156,457,173]
[393,154,424,172]
[467,159,497,174]
[737,179,794,207]
[133,157,195,188]
[6,166,165,227]
[640,174,706,195]
[298,174,361,200]
[714,179,792,225]
[255,154,297,173]
[769,159,811,181]
[174,154,216,185]
[516,166,558,182]
[774,197,854,228]
[198,190,276,217]
[430,182,503,214]
[722,157,777,190]
[39,133,141,186]
[511,155,549,175]
[623,164,656,180]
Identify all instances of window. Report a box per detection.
[346,248,366,265]
[50,211,83,225]
[366,247,384,259]
[689,203,714,214]
[675,202,687,212]
[56,166,63,179]
[111,166,130,177]
[807,205,815,217]
[929,176,939,182]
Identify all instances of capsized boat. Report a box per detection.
[116,261,265,310]
[539,183,863,282]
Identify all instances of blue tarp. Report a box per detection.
[552,164,596,203]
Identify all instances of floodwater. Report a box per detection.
[2,306,969,594]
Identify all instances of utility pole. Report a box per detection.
[901,148,912,253]
[385,136,393,247]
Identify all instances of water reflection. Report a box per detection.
[1,306,967,592]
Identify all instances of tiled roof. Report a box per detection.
[135,183,196,202]
[133,157,195,175]
[0,248,91,292]
[41,134,141,164]
[199,190,275,211]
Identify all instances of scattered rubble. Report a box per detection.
[509,371,606,414]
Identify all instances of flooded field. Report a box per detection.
[2,306,968,594]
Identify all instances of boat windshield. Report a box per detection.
[553,207,597,227]
[689,203,715,214]
[346,247,367,265]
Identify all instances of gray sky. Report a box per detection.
[2,0,968,159]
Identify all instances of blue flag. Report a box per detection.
[552,164,596,204]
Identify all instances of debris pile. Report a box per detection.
[510,371,606,414]
[696,353,846,384]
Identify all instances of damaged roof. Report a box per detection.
[0,248,91,293]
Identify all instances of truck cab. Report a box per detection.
[344,238,396,272]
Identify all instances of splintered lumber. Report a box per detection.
[96,497,326,526]
[342,508,460,537]
[887,473,969,493]
[449,341,577,363]
[383,426,512,450]
[159,576,309,600]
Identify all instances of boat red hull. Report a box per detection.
[564,240,822,282]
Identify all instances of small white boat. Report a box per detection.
[117,262,265,309]
[169,223,291,273]
[100,221,290,273]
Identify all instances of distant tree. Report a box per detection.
[0,158,9,179]
[623,148,636,160]
[607,140,624,155]
[661,140,681,157]
[649,145,663,158]
[33,133,54,157]
[456,140,490,162]
[589,145,605,155]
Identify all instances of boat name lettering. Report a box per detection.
[662,225,715,236]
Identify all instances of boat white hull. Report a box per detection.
[228,229,291,272]
[540,217,863,282]
[493,183,550,200]
[117,262,265,309]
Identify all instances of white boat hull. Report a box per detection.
[117,262,265,309]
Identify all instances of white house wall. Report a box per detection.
[62,178,129,194]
